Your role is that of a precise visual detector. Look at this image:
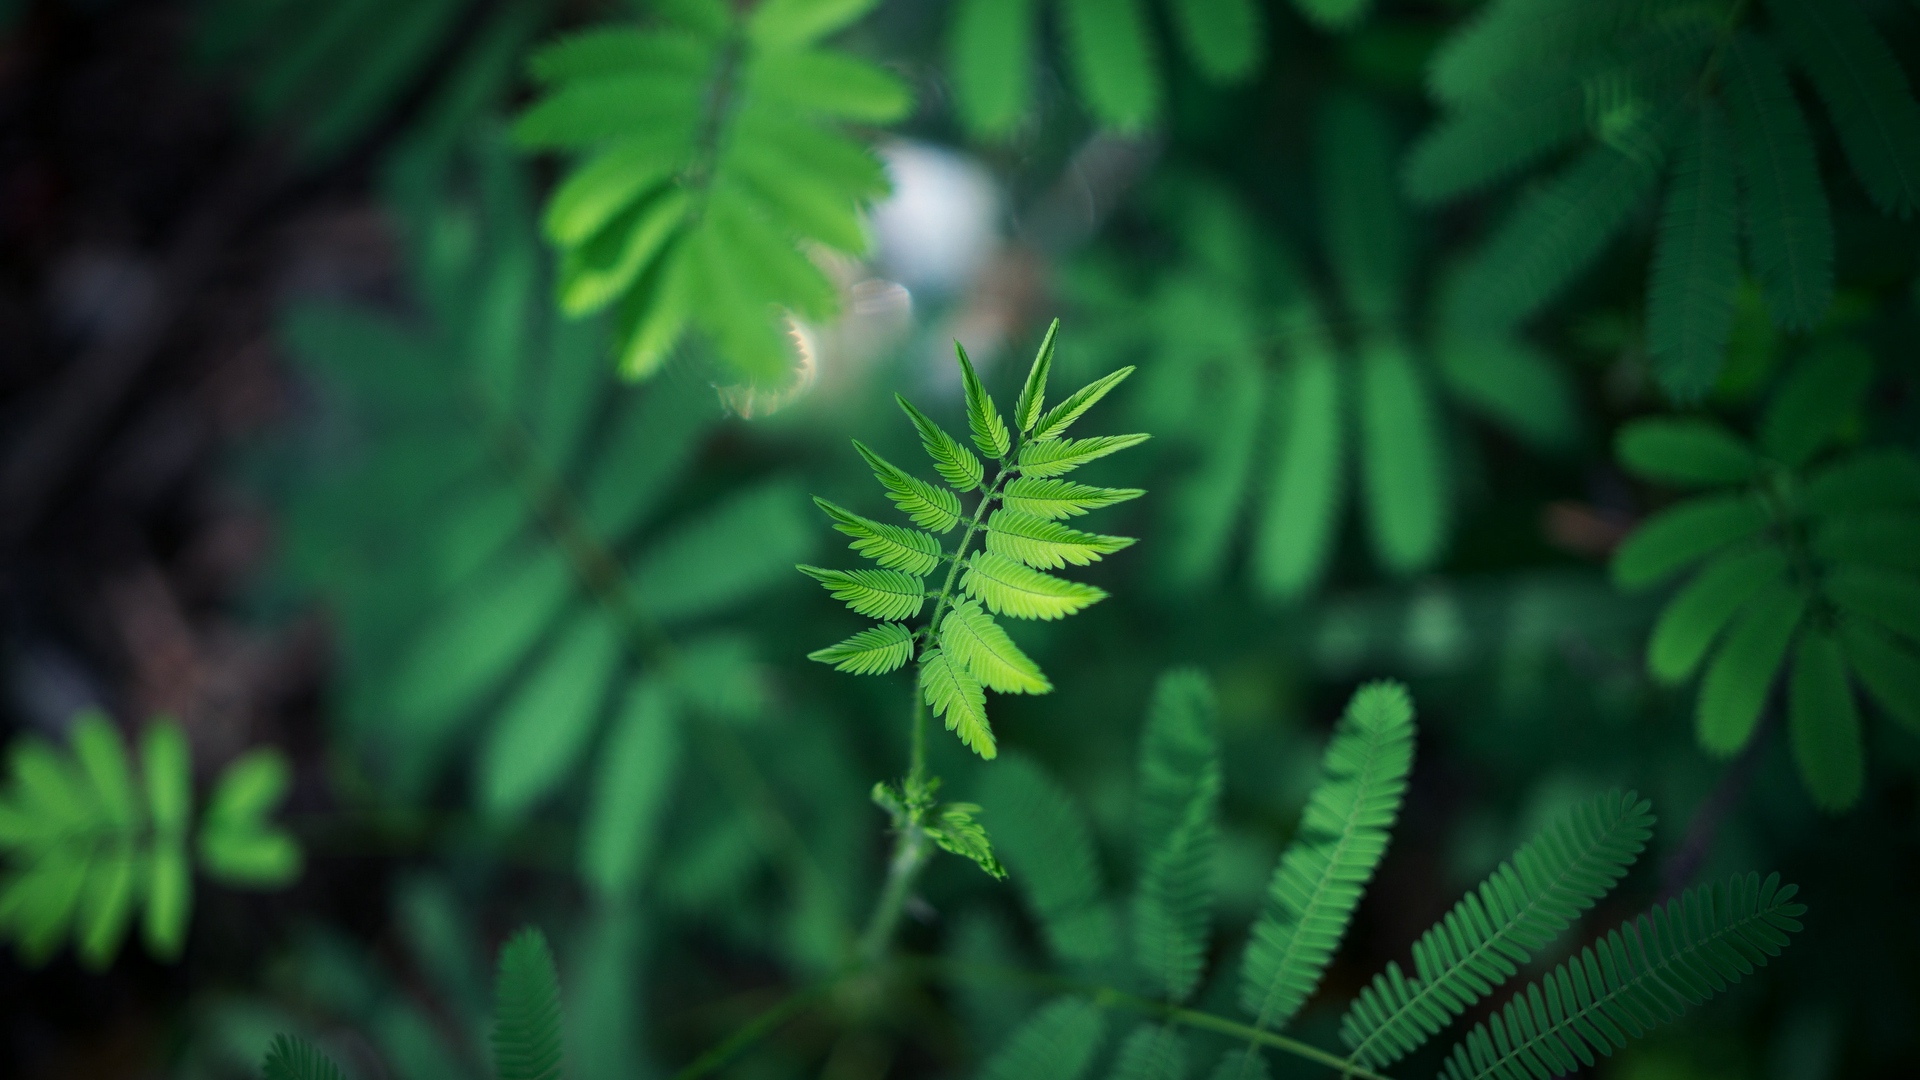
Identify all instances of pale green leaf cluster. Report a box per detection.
[1073,110,1574,602]
[947,0,1272,137]
[972,676,1802,1080]
[0,712,299,968]
[1612,346,1920,811]
[1416,0,1920,400]
[274,144,806,898]
[803,322,1146,760]
[260,925,567,1080]
[514,0,909,382]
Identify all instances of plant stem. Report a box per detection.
[923,464,1012,650]
[669,978,842,1080]
[907,694,927,793]
[856,819,931,966]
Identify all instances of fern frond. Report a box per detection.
[515,1,907,379]
[1016,434,1152,479]
[1110,1022,1190,1080]
[807,623,915,675]
[1647,101,1740,401]
[957,341,1013,460]
[1438,873,1805,1080]
[260,1035,348,1080]
[797,565,927,621]
[985,509,1134,569]
[1134,670,1220,1003]
[1722,32,1833,330]
[978,996,1107,1080]
[1767,0,1920,219]
[853,440,963,532]
[1033,366,1136,441]
[940,598,1051,694]
[1001,477,1145,520]
[492,927,563,1080]
[963,551,1107,621]
[981,755,1117,963]
[920,649,997,759]
[1340,789,1657,1070]
[898,394,985,491]
[813,496,943,576]
[1240,682,1414,1033]
[1014,319,1060,434]
[1454,118,1673,328]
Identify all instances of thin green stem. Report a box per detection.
[907,694,928,793]
[923,463,1013,651]
[856,821,931,965]
[909,957,1391,1080]
[669,978,842,1080]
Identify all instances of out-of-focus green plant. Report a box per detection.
[513,0,910,382]
[1613,345,1920,810]
[0,711,299,968]
[1410,0,1920,400]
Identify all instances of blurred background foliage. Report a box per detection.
[0,0,1917,1077]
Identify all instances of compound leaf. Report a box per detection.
[808,623,916,675]
[920,648,996,759]
[962,551,1107,621]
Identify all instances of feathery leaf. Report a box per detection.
[978,997,1107,1080]
[920,649,996,759]
[1033,366,1135,441]
[1722,32,1833,329]
[1438,874,1804,1080]
[1134,670,1221,1003]
[807,623,915,675]
[1647,101,1740,401]
[854,440,963,532]
[898,395,985,491]
[1768,0,1920,219]
[1001,477,1145,520]
[492,927,564,1080]
[1017,434,1151,479]
[1060,0,1159,131]
[1015,319,1060,434]
[949,0,1037,138]
[925,801,1006,879]
[260,1035,348,1080]
[797,565,927,621]
[1110,1023,1190,1080]
[814,496,943,576]
[1341,789,1657,1069]
[985,509,1134,569]
[962,551,1107,621]
[941,597,1051,694]
[957,341,1013,459]
[981,755,1117,963]
[1241,682,1414,1032]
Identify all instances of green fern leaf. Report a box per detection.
[1454,118,1673,328]
[1615,418,1756,487]
[1060,0,1159,131]
[898,395,985,491]
[808,623,915,675]
[920,649,996,759]
[1789,628,1864,812]
[962,551,1107,621]
[941,598,1051,694]
[1611,494,1770,589]
[1170,0,1262,83]
[797,565,927,622]
[1110,1023,1190,1080]
[1647,101,1740,401]
[813,496,943,576]
[1839,616,1920,732]
[985,509,1134,569]
[260,1035,348,1080]
[1340,789,1656,1069]
[1358,340,1448,574]
[949,0,1038,138]
[1252,344,1345,601]
[981,755,1117,963]
[1240,682,1414,1032]
[1033,366,1135,441]
[1647,547,1788,684]
[1438,873,1804,1080]
[515,2,907,380]
[1767,0,1920,219]
[957,341,1014,460]
[492,927,564,1080]
[1017,434,1151,479]
[854,440,963,532]
[978,997,1107,1080]
[1001,477,1145,520]
[1014,319,1060,434]
[1698,577,1807,754]
[925,801,1007,879]
[1722,32,1833,329]
[1134,670,1221,1003]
